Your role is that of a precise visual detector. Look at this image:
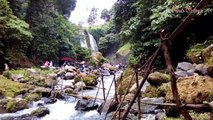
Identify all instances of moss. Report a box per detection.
[186,43,204,63]
[0,75,29,97]
[165,111,210,120]
[74,74,97,86]
[6,100,15,112]
[143,83,169,98]
[166,76,213,104]
[25,93,41,102]
[116,42,131,57]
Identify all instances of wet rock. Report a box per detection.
[0,99,8,113]
[32,87,51,97]
[147,72,169,86]
[31,107,50,118]
[6,99,28,112]
[176,62,194,71]
[63,88,73,94]
[3,114,37,120]
[75,99,98,111]
[37,103,44,107]
[43,98,57,104]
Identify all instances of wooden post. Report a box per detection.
[101,74,106,101]
[161,40,192,120]
[135,70,141,120]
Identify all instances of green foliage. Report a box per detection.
[25,93,41,102]
[74,46,90,61]
[26,0,81,64]
[98,33,120,56]
[0,75,29,97]
[101,9,111,21]
[0,0,32,66]
[55,0,76,18]
[6,99,15,111]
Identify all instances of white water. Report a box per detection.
[0,72,121,120]
[88,33,98,55]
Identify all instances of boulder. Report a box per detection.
[74,74,97,86]
[195,64,208,75]
[45,77,57,87]
[6,99,28,112]
[202,44,213,64]
[75,81,86,88]
[11,74,24,82]
[43,98,57,104]
[166,75,213,104]
[147,72,169,86]
[32,87,51,97]
[63,88,73,94]
[47,73,57,80]
[64,72,76,80]
[64,66,76,72]
[132,97,164,113]
[31,107,50,118]
[176,62,194,71]
[27,68,37,74]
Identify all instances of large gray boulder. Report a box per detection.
[176,62,194,71]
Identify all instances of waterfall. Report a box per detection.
[88,33,98,54]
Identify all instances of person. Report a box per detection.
[80,64,85,73]
[49,61,53,67]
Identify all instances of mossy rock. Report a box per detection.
[186,43,204,63]
[117,75,143,95]
[91,52,107,67]
[143,83,169,98]
[0,75,29,98]
[74,73,97,86]
[24,93,41,102]
[31,107,50,118]
[202,44,213,65]
[147,72,170,86]
[6,99,28,112]
[166,76,213,104]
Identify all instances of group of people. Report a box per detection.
[41,60,53,69]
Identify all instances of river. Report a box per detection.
[0,71,121,120]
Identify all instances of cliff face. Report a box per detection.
[107,43,131,65]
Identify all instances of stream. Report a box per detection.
[0,71,121,120]
[0,70,161,120]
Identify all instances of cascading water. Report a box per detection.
[88,33,98,55]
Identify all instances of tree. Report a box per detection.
[55,0,76,19]
[101,9,111,21]
[87,7,98,25]
[0,0,32,67]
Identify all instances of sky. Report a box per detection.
[69,0,117,26]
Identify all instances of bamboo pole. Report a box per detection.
[135,70,141,120]
[121,46,161,120]
[101,74,106,101]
